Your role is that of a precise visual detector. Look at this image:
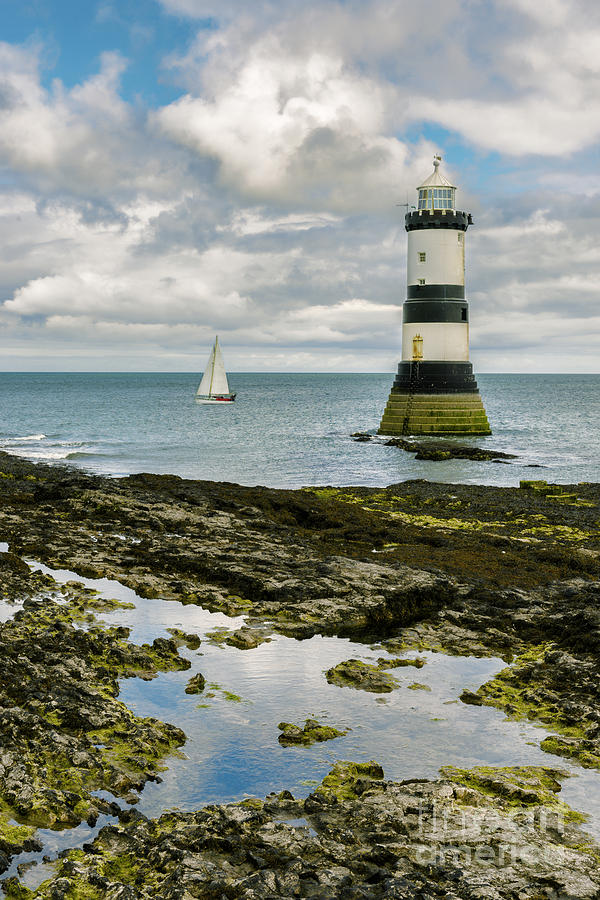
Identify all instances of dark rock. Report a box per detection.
[277,718,346,746]
[383,439,517,462]
[184,673,206,694]
[0,552,30,575]
[326,659,399,693]
[378,656,425,669]
[460,689,484,706]
[166,628,201,650]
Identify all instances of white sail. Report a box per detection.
[196,337,231,397]
[196,344,215,396]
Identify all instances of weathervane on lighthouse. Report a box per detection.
[378,156,491,436]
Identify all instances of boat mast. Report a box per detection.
[209,336,218,396]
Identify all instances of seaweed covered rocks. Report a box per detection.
[326,659,400,693]
[277,718,346,746]
[461,643,600,769]
[6,761,599,899]
[2,453,600,846]
[184,673,206,694]
[3,453,600,643]
[0,568,188,872]
[0,453,461,640]
[383,438,518,462]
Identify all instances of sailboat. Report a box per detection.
[196,336,236,403]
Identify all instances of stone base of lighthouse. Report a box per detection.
[378,361,491,436]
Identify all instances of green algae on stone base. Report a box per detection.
[205,624,272,650]
[184,672,206,694]
[540,736,600,770]
[303,485,600,544]
[383,625,501,660]
[278,718,347,746]
[166,628,201,650]
[0,808,40,876]
[377,655,425,669]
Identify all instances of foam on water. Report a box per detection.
[0,433,96,461]
[4,433,46,442]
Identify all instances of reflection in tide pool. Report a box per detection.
[25,559,600,842]
[2,816,115,887]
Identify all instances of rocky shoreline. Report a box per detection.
[5,762,600,900]
[0,451,599,896]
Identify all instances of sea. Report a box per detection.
[0,372,599,487]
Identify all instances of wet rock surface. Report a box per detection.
[460,643,600,769]
[0,566,188,873]
[184,673,206,695]
[1,458,599,744]
[382,439,518,461]
[7,761,600,899]
[277,718,346,746]
[326,659,400,693]
[207,623,273,649]
[1,454,600,891]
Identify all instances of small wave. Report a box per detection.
[1,440,95,461]
[2,433,46,443]
[14,449,75,460]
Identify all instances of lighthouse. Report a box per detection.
[378,156,491,436]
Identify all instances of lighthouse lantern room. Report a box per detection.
[378,156,491,436]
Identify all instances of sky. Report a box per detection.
[1,0,600,373]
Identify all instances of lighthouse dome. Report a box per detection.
[417,156,456,211]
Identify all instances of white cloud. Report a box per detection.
[222,209,342,237]
[415,95,600,157]
[156,34,432,211]
[410,0,600,157]
[3,239,296,327]
[0,43,189,201]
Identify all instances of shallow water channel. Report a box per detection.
[2,553,600,891]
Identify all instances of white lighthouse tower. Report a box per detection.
[379,156,491,436]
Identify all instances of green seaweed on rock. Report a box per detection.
[460,644,600,770]
[278,718,347,746]
[325,659,399,693]
[441,765,586,824]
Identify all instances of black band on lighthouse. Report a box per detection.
[391,361,480,394]
[403,300,468,323]
[405,210,472,232]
